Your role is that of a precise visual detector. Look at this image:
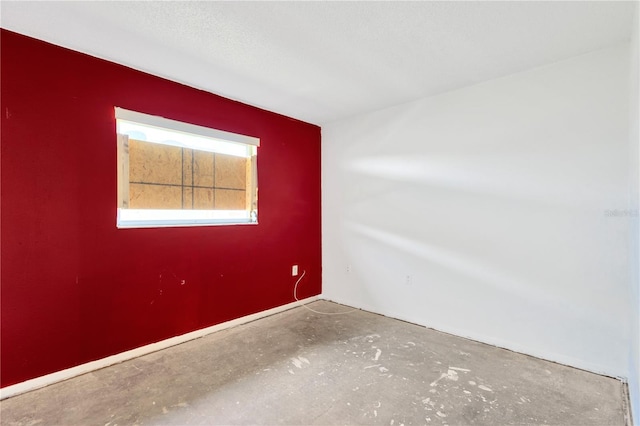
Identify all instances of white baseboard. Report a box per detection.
[0,296,319,400]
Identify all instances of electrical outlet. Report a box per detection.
[346,264,352,274]
[292,265,299,276]
[405,275,412,285]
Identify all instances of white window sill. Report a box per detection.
[117,209,257,229]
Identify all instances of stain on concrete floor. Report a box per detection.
[0,301,627,425]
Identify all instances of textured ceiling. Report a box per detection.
[1,1,635,125]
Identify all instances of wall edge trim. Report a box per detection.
[0,296,319,400]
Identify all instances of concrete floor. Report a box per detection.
[0,301,628,425]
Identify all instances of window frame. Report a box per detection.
[115,107,259,229]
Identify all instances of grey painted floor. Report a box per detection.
[1,301,627,425]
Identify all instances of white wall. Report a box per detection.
[323,44,631,379]
[628,3,640,424]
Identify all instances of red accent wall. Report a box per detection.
[0,29,322,387]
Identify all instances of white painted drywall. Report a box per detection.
[323,44,631,379]
[628,3,640,424]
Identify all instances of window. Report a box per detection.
[115,108,258,228]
